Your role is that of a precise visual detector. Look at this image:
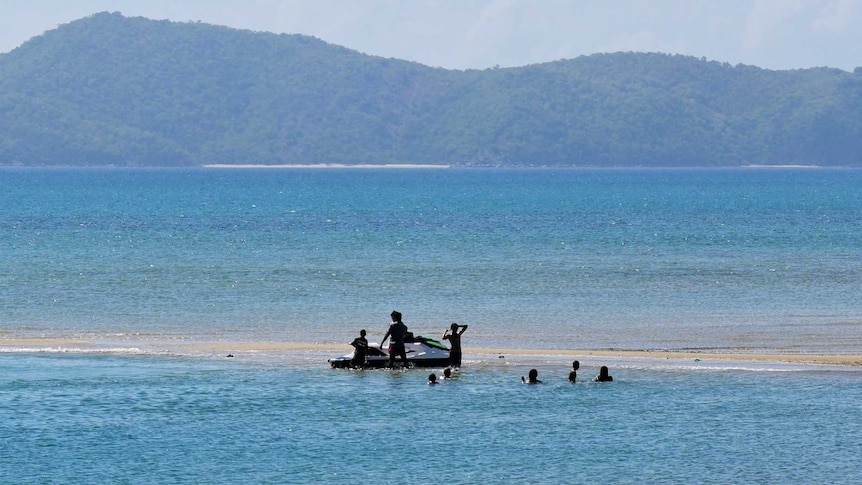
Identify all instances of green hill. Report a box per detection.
[1,12,861,167]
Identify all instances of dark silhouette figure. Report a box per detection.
[428,373,438,385]
[521,368,542,384]
[594,366,614,382]
[568,360,580,382]
[442,322,468,369]
[381,310,409,368]
[350,329,368,368]
[442,367,452,379]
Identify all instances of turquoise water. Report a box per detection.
[2,167,862,482]
[3,354,861,483]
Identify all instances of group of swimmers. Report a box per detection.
[427,361,614,385]
[519,360,614,384]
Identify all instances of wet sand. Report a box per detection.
[0,338,92,347]
[202,163,450,169]
[3,338,860,366]
[181,342,862,366]
[468,347,862,366]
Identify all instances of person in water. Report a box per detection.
[349,329,368,368]
[521,368,542,384]
[381,310,409,368]
[428,373,438,385]
[568,360,580,383]
[442,367,452,379]
[442,322,468,369]
[594,365,613,382]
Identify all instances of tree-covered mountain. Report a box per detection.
[1,12,861,167]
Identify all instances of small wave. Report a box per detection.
[0,346,155,355]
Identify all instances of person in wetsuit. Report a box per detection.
[381,311,409,368]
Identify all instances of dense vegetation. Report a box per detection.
[1,12,861,167]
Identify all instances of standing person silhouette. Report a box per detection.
[442,322,468,369]
[381,311,409,368]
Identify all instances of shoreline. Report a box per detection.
[3,339,859,366]
[182,342,862,365]
[468,347,862,366]
[202,163,450,169]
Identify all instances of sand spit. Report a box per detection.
[3,339,860,366]
[188,342,862,366]
[202,164,450,169]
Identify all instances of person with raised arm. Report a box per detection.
[442,322,468,369]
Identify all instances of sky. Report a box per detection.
[1,0,861,72]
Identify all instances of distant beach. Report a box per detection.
[202,163,450,169]
[740,164,821,169]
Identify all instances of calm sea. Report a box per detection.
[2,167,861,483]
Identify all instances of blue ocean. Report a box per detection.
[2,167,862,483]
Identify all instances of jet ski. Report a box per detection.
[329,334,450,369]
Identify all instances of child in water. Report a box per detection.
[521,368,542,384]
[594,366,613,382]
[568,360,580,382]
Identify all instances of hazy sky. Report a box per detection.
[2,0,861,71]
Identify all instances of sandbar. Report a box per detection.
[3,338,860,366]
[185,342,862,366]
[467,347,862,366]
[0,338,92,347]
[202,163,450,169]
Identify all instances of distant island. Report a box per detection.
[1,12,861,168]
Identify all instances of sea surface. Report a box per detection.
[2,167,862,483]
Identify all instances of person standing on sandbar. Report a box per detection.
[381,311,409,368]
[442,322,468,369]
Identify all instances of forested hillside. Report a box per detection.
[1,12,861,167]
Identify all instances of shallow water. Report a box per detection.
[2,353,861,483]
[2,167,862,482]
[3,167,862,353]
